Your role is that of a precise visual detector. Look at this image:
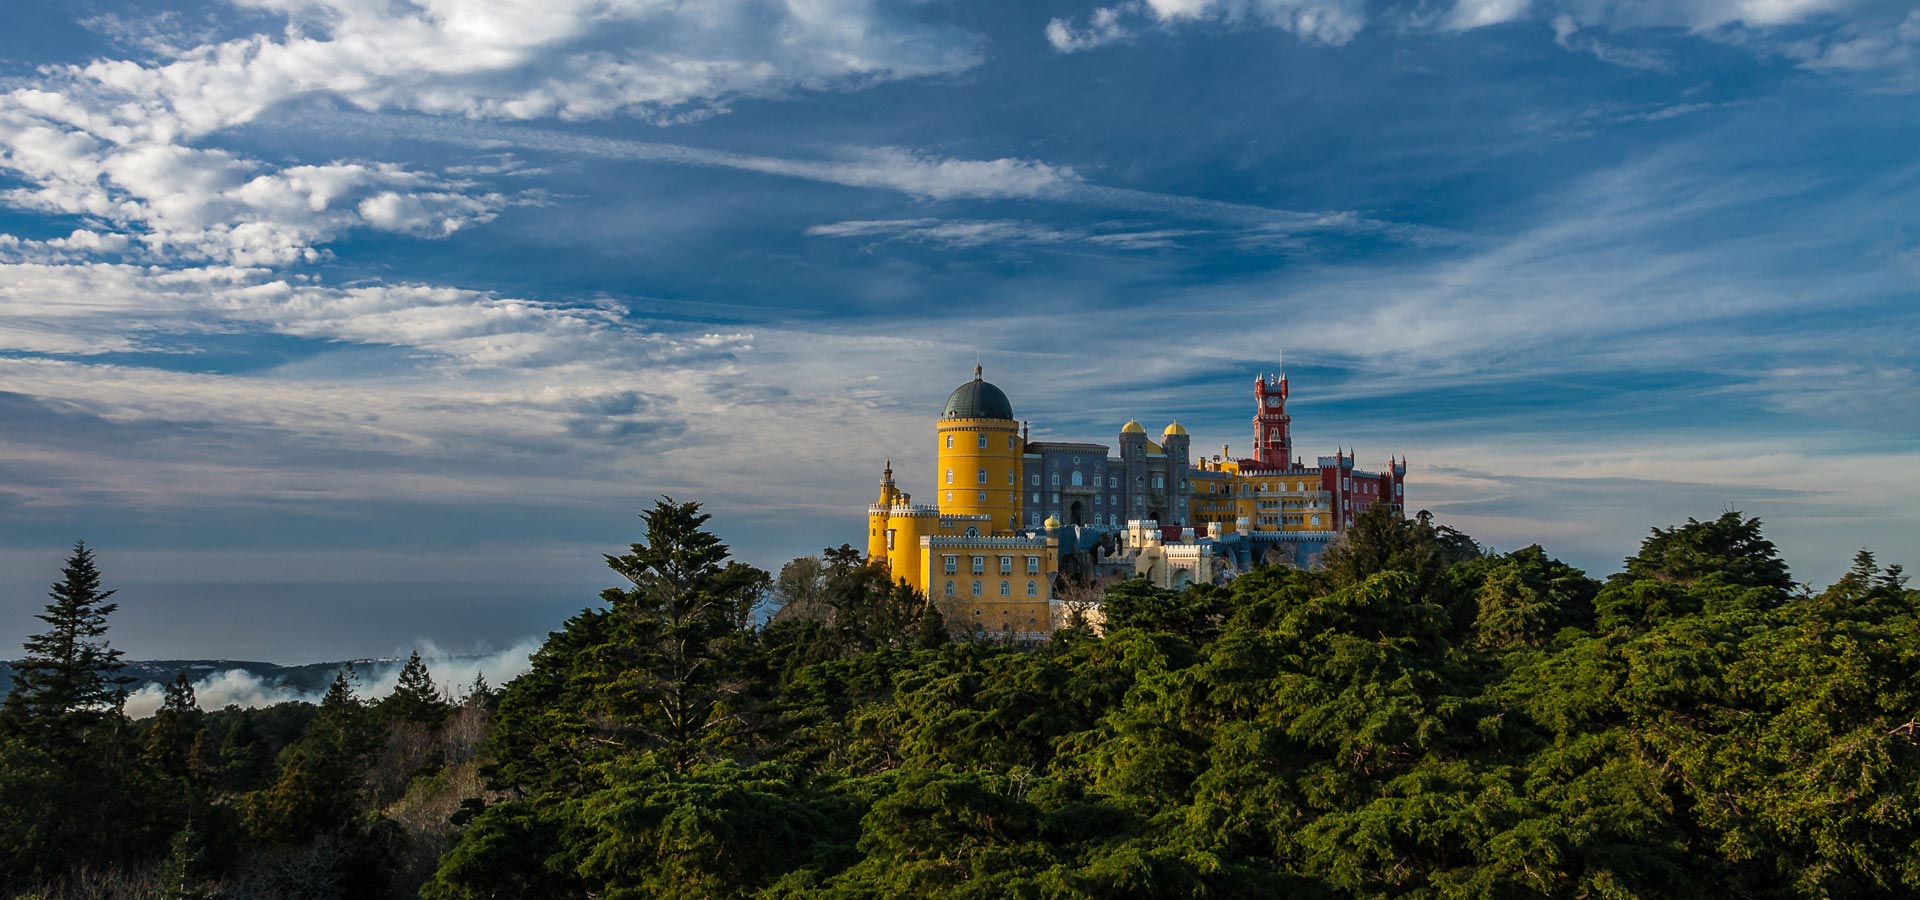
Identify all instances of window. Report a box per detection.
[1000,556,1012,575]
[885,530,895,550]
[945,491,953,503]
[1071,471,1084,486]
[978,434,988,448]
[1343,478,1350,490]
[944,556,957,574]
[972,580,982,596]
[1027,556,1039,574]
[1000,581,1010,596]
[977,469,987,484]
[1031,473,1040,486]
[1311,515,1321,527]
[1031,513,1041,526]
[1008,471,1016,484]
[1052,493,1061,505]
[1269,428,1280,440]
[1181,479,1188,490]
[1110,493,1117,506]
[1050,472,1060,486]
[1153,475,1164,489]
[1031,492,1040,504]
[945,580,955,596]
[945,468,953,484]
[1109,476,1118,488]
[972,556,984,574]
[1094,494,1102,506]
[1010,514,1018,528]
[1027,580,1038,596]
[977,491,987,502]
[1110,514,1119,526]
[945,434,953,449]
[965,525,979,536]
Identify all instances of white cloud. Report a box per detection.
[1048,0,1918,85]
[1445,0,1534,30]
[1045,0,1370,52]
[1550,14,1674,71]
[806,217,1201,250]
[1047,7,1136,52]
[0,0,983,265]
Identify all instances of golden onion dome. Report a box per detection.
[1163,422,1188,436]
[1121,419,1147,434]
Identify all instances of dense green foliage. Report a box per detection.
[421,504,1920,900]
[5,504,1919,899]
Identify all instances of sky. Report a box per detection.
[1,0,1917,663]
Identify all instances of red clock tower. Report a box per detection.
[1252,373,1292,469]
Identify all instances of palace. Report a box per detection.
[865,365,1407,637]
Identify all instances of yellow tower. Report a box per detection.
[868,459,903,562]
[935,365,1024,534]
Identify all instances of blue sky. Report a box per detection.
[2,0,1917,661]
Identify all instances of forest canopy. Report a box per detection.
[4,504,1918,899]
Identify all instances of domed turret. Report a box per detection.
[1163,422,1188,436]
[942,364,1014,420]
[1121,419,1147,434]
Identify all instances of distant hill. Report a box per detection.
[0,658,392,700]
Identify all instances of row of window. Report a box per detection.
[946,434,1021,450]
[944,579,1041,597]
[946,468,1019,485]
[944,555,1043,575]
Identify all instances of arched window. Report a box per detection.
[971,580,982,596]
[1000,581,1010,596]
[945,580,955,596]
[945,434,953,449]
[945,469,953,484]
[965,526,980,537]
[977,469,988,484]
[977,434,988,448]
[1071,471,1083,486]
[1050,472,1060,486]
[1027,580,1037,596]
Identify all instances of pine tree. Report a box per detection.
[161,670,198,714]
[157,822,213,900]
[2,542,135,747]
[383,649,451,725]
[463,672,496,708]
[144,672,204,781]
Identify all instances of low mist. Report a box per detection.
[121,636,544,718]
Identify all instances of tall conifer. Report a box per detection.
[2,542,134,745]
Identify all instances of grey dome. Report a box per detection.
[942,366,1014,420]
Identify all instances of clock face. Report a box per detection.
[1265,396,1282,408]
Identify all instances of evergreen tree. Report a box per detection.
[1624,510,1792,594]
[144,672,204,781]
[463,672,496,708]
[382,650,451,726]
[216,709,274,794]
[157,822,213,900]
[2,542,135,745]
[599,497,771,770]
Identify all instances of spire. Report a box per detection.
[973,362,983,381]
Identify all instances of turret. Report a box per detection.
[1252,368,1292,469]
